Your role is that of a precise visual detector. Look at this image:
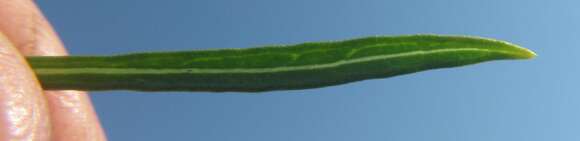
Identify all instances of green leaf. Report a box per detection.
[27,34,535,92]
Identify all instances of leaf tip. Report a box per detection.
[482,37,536,60]
[506,43,536,60]
[521,48,537,59]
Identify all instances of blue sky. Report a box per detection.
[38,0,578,140]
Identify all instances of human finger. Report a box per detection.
[0,1,106,140]
[0,32,51,140]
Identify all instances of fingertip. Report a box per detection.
[0,1,107,140]
[0,31,52,140]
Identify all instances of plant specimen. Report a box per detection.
[27,34,535,92]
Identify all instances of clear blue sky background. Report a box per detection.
[37,0,577,140]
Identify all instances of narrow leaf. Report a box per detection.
[27,34,536,92]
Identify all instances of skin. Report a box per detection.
[0,0,106,140]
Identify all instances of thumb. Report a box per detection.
[0,32,51,140]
